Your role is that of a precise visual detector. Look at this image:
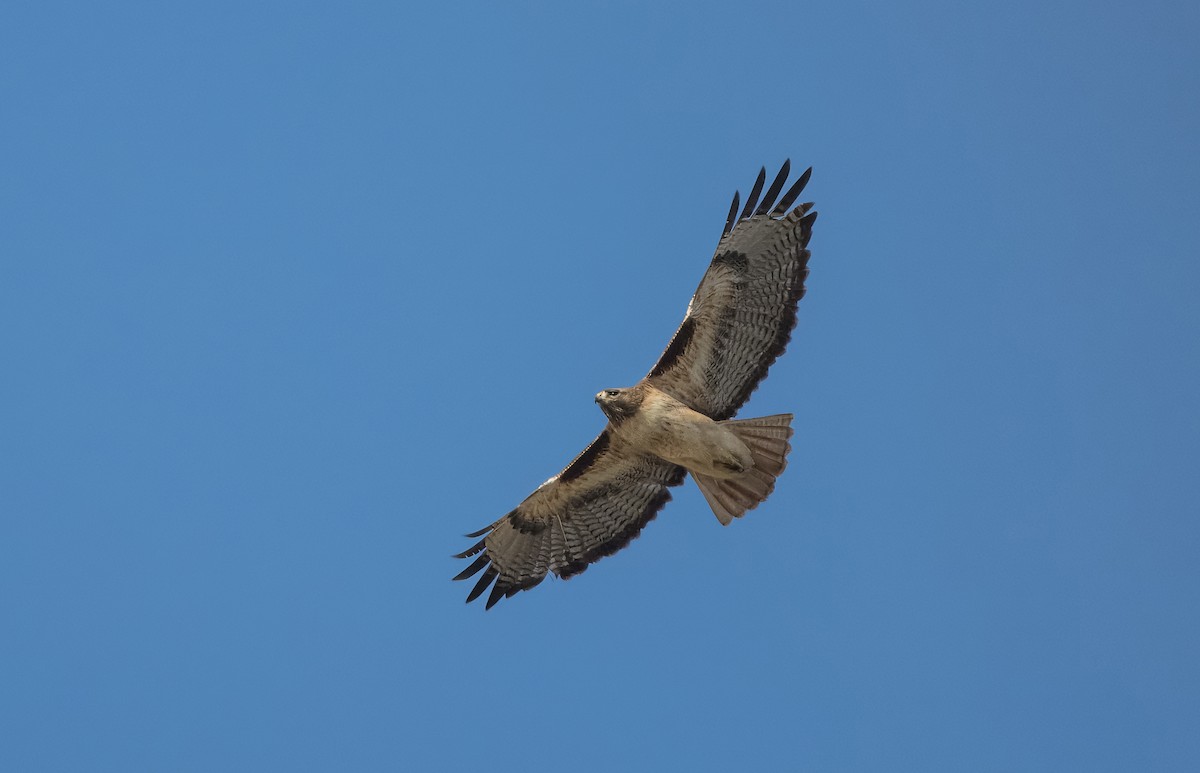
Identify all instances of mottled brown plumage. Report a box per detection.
[454,161,816,608]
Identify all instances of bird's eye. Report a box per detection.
[605,390,619,397]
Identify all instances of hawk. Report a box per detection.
[455,161,817,608]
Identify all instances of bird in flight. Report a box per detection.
[454,161,817,609]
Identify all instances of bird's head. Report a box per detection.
[595,386,640,423]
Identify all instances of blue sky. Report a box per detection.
[2,1,1198,770]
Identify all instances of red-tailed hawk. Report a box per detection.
[455,161,817,608]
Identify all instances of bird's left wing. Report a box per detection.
[453,430,686,609]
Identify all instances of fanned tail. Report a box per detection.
[691,414,793,525]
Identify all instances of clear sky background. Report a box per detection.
[2,2,1198,771]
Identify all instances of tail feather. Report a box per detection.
[694,477,738,525]
[691,414,794,525]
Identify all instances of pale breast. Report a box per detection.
[614,386,752,476]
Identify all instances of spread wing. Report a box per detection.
[453,430,686,609]
[646,160,817,420]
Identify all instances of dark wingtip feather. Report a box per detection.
[739,166,767,220]
[723,191,740,237]
[463,524,493,539]
[772,166,813,216]
[754,159,791,216]
[465,565,498,603]
[452,537,487,560]
[453,552,490,581]
[485,581,507,610]
[800,210,818,245]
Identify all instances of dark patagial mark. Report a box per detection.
[558,432,610,484]
[648,316,696,378]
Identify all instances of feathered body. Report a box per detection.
[596,384,752,478]
[454,161,817,608]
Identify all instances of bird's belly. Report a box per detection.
[624,408,752,478]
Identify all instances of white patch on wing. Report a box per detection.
[537,474,559,490]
